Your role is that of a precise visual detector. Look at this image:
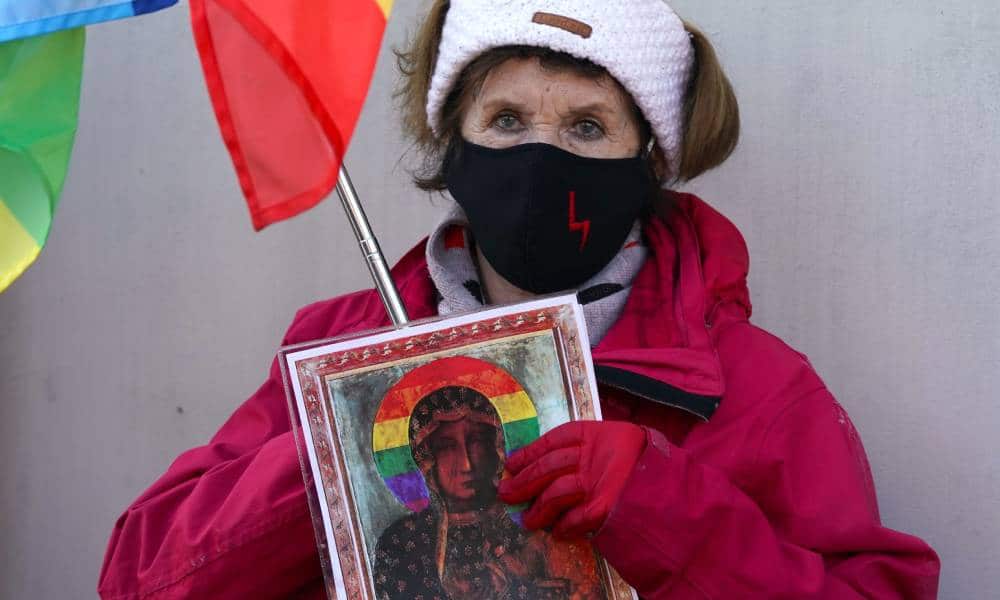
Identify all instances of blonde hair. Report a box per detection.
[395,1,739,188]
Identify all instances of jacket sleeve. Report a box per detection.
[97,309,346,599]
[592,388,940,599]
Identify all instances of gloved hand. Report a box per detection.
[498,420,647,538]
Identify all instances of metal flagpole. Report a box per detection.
[334,164,410,327]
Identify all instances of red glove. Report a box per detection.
[498,421,647,538]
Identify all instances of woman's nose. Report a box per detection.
[520,121,564,149]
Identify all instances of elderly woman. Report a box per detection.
[98,1,940,599]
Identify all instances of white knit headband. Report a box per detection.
[425,0,695,177]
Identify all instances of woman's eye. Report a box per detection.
[492,113,522,132]
[573,119,605,140]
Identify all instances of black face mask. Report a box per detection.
[445,139,653,294]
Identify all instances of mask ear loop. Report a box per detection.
[643,137,656,159]
[642,136,661,181]
[642,137,665,206]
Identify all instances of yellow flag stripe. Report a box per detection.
[374,0,393,20]
[491,391,538,423]
[373,416,410,452]
[0,198,42,293]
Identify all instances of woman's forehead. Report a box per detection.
[473,56,630,112]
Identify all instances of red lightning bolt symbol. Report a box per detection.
[568,191,590,252]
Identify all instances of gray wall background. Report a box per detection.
[1,1,997,598]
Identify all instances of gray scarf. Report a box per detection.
[425,203,648,346]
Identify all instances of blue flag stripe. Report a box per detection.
[0,0,176,42]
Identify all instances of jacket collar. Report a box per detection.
[391,193,751,421]
[592,193,751,420]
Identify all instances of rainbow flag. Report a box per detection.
[372,357,540,519]
[190,0,394,230]
[0,1,177,293]
[0,1,177,42]
[0,28,83,292]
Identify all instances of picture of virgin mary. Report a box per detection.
[370,359,603,599]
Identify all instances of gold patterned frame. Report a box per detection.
[281,295,635,600]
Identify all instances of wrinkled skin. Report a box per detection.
[460,56,644,158]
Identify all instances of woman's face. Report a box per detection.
[460,57,644,159]
[427,417,502,509]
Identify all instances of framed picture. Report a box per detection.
[282,294,635,600]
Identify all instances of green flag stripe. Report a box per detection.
[0,149,52,246]
[504,417,541,452]
[374,445,418,479]
[0,28,84,248]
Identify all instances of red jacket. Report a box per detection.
[98,194,940,599]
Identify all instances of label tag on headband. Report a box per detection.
[531,12,593,39]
